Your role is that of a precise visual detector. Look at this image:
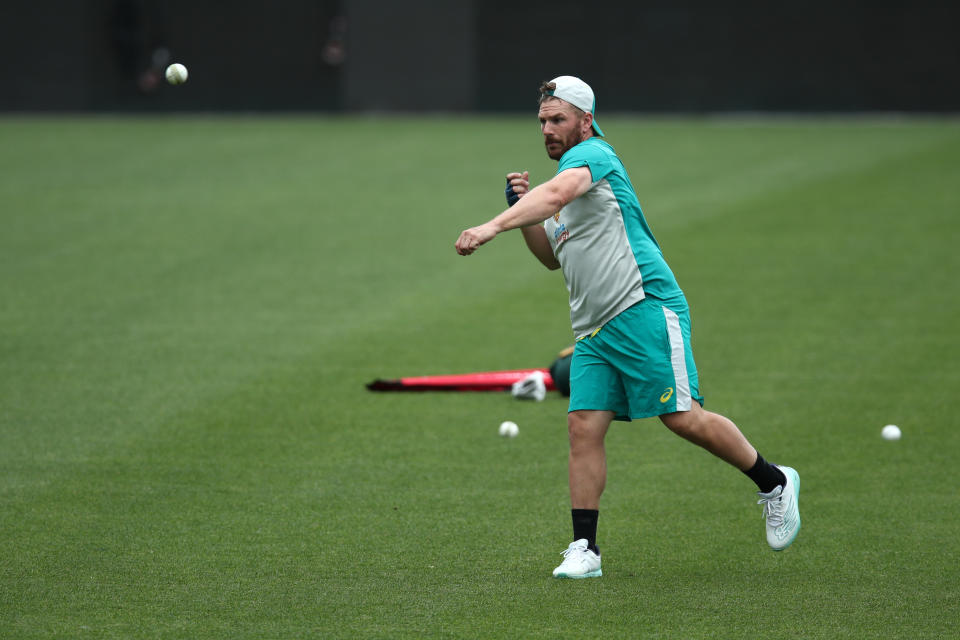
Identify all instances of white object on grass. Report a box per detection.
[511,370,546,401]
[498,421,519,438]
[881,424,901,441]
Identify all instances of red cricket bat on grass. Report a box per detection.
[366,369,556,392]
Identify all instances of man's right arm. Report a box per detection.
[520,225,561,270]
[455,167,592,256]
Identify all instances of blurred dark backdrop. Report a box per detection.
[1,0,957,113]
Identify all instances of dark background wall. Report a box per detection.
[0,0,957,113]
[474,2,960,112]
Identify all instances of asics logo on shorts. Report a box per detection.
[660,387,674,403]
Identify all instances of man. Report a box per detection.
[455,76,801,579]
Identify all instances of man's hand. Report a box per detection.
[455,221,499,256]
[505,170,530,207]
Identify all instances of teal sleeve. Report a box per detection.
[557,142,614,183]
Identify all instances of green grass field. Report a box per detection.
[2,114,958,639]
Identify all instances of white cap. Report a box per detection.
[545,75,604,137]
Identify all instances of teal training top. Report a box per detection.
[542,137,685,339]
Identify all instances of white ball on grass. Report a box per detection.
[498,421,519,438]
[881,424,901,441]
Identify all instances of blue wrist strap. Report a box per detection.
[505,179,519,207]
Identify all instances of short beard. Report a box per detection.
[545,128,589,160]
[546,145,564,160]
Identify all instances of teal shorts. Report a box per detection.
[568,298,704,421]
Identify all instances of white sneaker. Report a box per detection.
[757,465,801,551]
[552,539,602,579]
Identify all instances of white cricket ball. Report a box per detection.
[881,424,901,441]
[165,63,189,85]
[498,420,519,438]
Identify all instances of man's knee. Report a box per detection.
[567,410,610,446]
[661,407,706,440]
[567,411,590,442]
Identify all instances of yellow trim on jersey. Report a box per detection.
[576,326,604,341]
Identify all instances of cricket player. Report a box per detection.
[455,76,801,578]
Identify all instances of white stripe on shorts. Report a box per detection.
[663,307,692,412]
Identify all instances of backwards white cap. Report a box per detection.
[545,75,604,137]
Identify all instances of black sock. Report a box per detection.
[571,509,599,554]
[743,453,787,494]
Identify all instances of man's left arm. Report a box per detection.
[455,167,593,256]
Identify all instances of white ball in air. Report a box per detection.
[165,63,189,85]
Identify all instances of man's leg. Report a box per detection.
[659,403,786,491]
[658,403,757,471]
[568,409,614,510]
[659,404,800,550]
[553,409,612,578]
